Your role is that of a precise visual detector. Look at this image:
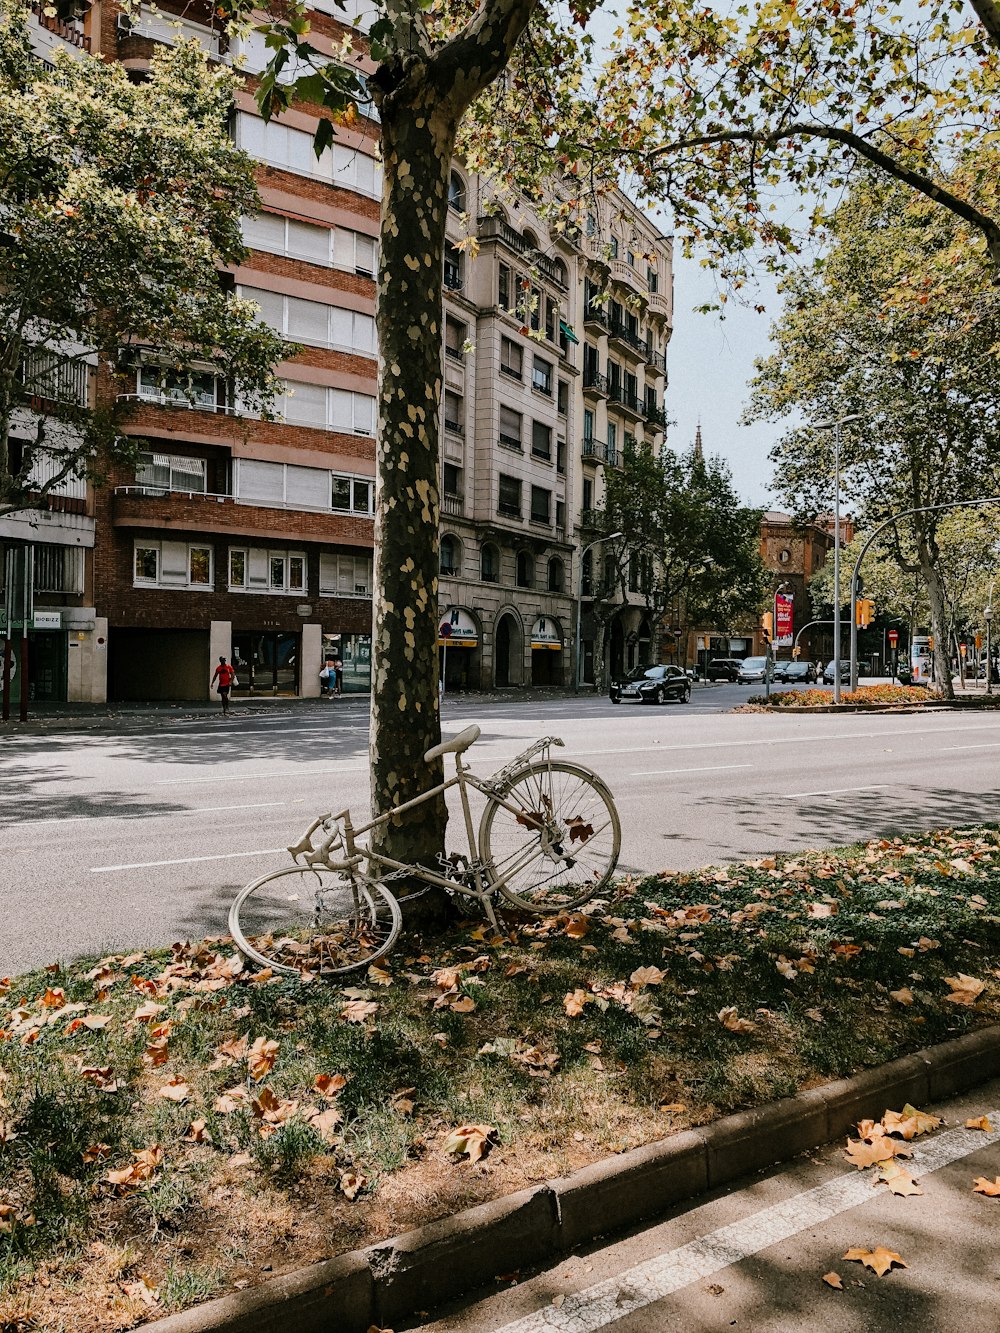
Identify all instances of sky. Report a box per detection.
[664,254,786,511]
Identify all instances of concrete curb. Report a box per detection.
[140,1025,1000,1333]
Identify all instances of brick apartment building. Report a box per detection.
[10,0,672,703]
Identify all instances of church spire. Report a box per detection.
[693,420,703,459]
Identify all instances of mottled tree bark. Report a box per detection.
[368,0,536,881]
[917,535,955,700]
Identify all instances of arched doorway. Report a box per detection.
[437,608,481,692]
[530,615,563,686]
[609,615,626,680]
[494,611,523,687]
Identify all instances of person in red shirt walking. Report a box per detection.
[211,656,236,716]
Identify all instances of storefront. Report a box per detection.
[438,608,480,692]
[1,612,70,705]
[321,632,371,693]
[530,615,564,686]
[231,631,300,696]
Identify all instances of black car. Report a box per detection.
[774,660,818,684]
[610,664,691,705]
[706,658,742,682]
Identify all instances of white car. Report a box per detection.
[737,656,769,683]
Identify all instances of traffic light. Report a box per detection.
[792,646,801,659]
[761,611,773,642]
[855,598,876,628]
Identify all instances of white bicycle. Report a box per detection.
[229,725,620,976]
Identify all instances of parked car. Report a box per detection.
[737,656,770,683]
[610,664,692,705]
[822,660,873,683]
[774,660,817,684]
[706,658,742,682]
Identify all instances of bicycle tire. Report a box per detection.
[480,760,621,912]
[229,864,402,977]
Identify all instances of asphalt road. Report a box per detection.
[404,1077,1000,1333]
[2,686,999,973]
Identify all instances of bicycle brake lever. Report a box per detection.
[287,815,331,862]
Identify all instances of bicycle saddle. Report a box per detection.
[424,723,481,762]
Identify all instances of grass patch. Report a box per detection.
[2,825,1000,1329]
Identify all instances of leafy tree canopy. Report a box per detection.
[0,0,285,516]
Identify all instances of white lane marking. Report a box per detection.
[90,848,284,873]
[577,720,1000,757]
[17,802,285,828]
[629,764,754,776]
[945,742,1000,750]
[496,1112,1000,1333]
[781,783,891,799]
[151,766,367,786]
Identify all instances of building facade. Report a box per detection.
[12,0,672,703]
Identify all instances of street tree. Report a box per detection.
[0,1,284,518]
[589,441,767,686]
[746,161,1000,698]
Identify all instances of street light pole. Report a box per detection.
[575,531,622,693]
[986,582,994,697]
[766,580,790,701]
[813,413,864,702]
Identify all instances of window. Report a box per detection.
[443,462,461,498]
[583,409,595,441]
[556,499,566,530]
[609,235,619,258]
[582,549,593,595]
[498,262,512,311]
[235,114,383,197]
[627,247,637,268]
[607,421,618,462]
[516,551,534,587]
[319,552,373,596]
[328,388,376,436]
[133,540,214,590]
[331,474,374,515]
[557,380,569,416]
[629,552,640,592]
[242,212,332,266]
[547,557,564,592]
[532,356,553,395]
[583,478,593,509]
[544,296,556,342]
[443,390,463,434]
[445,317,466,361]
[530,486,551,525]
[498,473,521,518]
[481,543,499,583]
[138,364,217,410]
[333,227,378,276]
[444,243,463,290]
[647,265,658,293]
[227,547,307,593]
[556,438,566,475]
[440,534,460,575]
[34,545,84,594]
[448,171,466,211]
[500,336,522,379]
[136,452,207,493]
[531,420,551,461]
[239,287,376,356]
[499,404,522,450]
[585,212,597,238]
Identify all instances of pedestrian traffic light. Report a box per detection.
[855,598,876,628]
[761,612,773,642]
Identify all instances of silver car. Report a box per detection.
[737,655,769,683]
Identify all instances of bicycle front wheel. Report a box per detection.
[480,760,621,912]
[229,865,402,977]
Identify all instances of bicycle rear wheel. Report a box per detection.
[480,760,620,912]
[229,864,401,977]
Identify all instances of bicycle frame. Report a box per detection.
[291,742,602,925]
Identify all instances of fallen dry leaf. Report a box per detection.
[181,1119,211,1143]
[248,1036,280,1080]
[844,1137,894,1171]
[563,989,591,1017]
[822,1272,843,1290]
[630,965,666,988]
[966,1116,993,1132]
[340,1169,366,1200]
[442,1123,495,1164]
[341,1000,378,1023]
[367,965,393,986]
[876,1159,923,1196]
[843,1246,907,1277]
[972,1176,1000,1196]
[157,1077,191,1104]
[314,1073,348,1098]
[122,1276,159,1309]
[943,973,986,1006]
[718,1006,756,1034]
[889,987,914,1005]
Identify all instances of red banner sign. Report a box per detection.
[775,592,794,646]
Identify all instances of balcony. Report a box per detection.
[610,258,647,298]
[19,352,90,409]
[443,269,464,292]
[645,401,668,429]
[646,347,667,376]
[581,437,605,463]
[30,1,89,48]
[582,369,608,398]
[579,507,603,530]
[583,303,608,333]
[647,290,671,321]
[497,500,522,520]
[441,492,464,517]
[498,432,522,453]
[476,216,566,287]
[608,315,647,359]
[607,383,644,420]
[111,487,373,542]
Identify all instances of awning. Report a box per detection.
[530,640,562,651]
[438,635,477,648]
[559,319,580,345]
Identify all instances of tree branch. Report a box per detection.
[432,0,538,116]
[647,121,1000,272]
[967,0,1000,50]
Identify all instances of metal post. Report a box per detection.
[20,546,31,723]
[833,422,842,703]
[986,587,994,696]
